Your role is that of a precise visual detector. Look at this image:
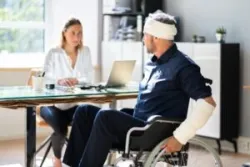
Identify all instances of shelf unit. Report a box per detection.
[102,0,163,42]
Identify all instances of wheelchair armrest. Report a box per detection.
[124,116,184,153]
[146,115,184,125]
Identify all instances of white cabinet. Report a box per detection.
[192,44,221,138]
[102,41,123,81]
[177,43,222,139]
[176,43,194,59]
[122,42,143,82]
[176,43,240,146]
[101,41,143,109]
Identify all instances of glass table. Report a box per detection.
[0,86,138,167]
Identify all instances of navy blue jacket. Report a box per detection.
[133,44,212,121]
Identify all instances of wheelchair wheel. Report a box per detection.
[144,137,223,167]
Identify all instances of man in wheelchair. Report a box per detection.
[63,10,216,167]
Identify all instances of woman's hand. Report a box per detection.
[58,78,79,87]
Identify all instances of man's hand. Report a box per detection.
[58,78,78,87]
[161,136,183,153]
[204,96,216,107]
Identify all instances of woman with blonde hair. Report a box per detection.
[40,18,93,167]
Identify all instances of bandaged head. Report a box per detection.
[143,12,177,40]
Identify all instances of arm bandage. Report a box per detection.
[173,99,215,144]
[143,16,177,40]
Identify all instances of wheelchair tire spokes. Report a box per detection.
[143,137,222,167]
[113,138,222,167]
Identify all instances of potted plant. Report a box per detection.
[192,34,197,43]
[216,27,226,43]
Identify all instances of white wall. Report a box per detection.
[0,0,102,140]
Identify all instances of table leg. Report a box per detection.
[109,100,117,110]
[107,100,117,165]
[25,106,36,167]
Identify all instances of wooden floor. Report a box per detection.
[0,138,250,167]
[0,137,55,167]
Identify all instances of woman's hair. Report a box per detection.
[60,18,83,49]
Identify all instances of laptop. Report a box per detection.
[78,60,136,90]
[102,60,136,88]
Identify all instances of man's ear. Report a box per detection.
[153,36,159,43]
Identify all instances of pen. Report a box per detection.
[42,71,45,77]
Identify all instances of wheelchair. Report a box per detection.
[106,116,223,167]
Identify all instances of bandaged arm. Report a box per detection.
[173,98,216,144]
[174,64,216,145]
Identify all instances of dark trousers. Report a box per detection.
[63,104,146,167]
[40,106,77,158]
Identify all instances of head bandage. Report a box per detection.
[143,16,177,40]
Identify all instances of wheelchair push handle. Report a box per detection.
[204,77,213,85]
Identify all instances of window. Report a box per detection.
[0,0,47,67]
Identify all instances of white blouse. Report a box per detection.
[43,46,93,110]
